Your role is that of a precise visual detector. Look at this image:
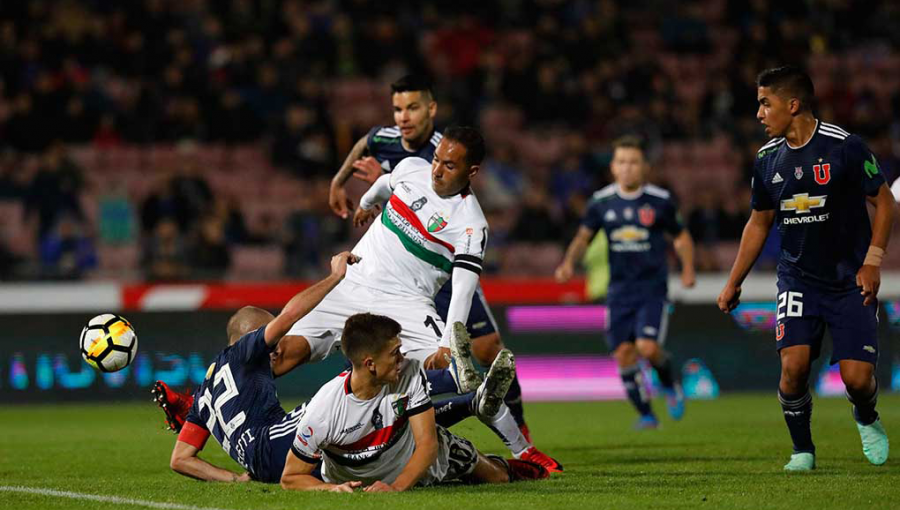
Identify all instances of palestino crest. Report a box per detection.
[638,205,656,227]
[427,213,448,233]
[392,395,410,417]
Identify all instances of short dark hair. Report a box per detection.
[443,126,486,167]
[226,306,274,345]
[341,313,402,365]
[391,75,433,98]
[611,135,646,156]
[756,66,816,113]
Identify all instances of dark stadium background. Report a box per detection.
[1,0,899,402]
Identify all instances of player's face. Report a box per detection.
[757,86,794,138]
[371,336,404,384]
[610,147,645,191]
[432,138,479,197]
[393,91,436,144]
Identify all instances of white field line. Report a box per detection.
[0,486,252,510]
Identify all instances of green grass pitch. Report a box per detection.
[2,394,899,510]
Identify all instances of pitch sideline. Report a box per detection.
[0,486,251,510]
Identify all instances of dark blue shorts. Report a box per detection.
[775,275,878,365]
[607,298,669,351]
[434,281,499,338]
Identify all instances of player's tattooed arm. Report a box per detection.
[170,440,249,482]
[555,226,596,283]
[858,184,896,305]
[330,135,371,218]
[673,230,696,288]
[718,209,775,312]
[265,252,360,347]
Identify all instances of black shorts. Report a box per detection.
[775,275,879,365]
[434,281,499,338]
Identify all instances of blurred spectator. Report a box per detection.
[24,143,84,238]
[142,218,188,281]
[38,215,97,280]
[190,214,231,279]
[98,180,136,246]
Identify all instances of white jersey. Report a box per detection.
[347,157,488,300]
[290,360,437,485]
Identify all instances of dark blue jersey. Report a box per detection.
[185,326,300,483]
[582,184,684,303]
[366,125,442,173]
[751,121,886,291]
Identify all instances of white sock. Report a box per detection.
[480,403,530,456]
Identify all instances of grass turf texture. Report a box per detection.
[1,394,899,510]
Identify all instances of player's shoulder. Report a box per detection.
[589,184,617,205]
[756,137,786,159]
[393,360,426,390]
[394,156,431,174]
[643,184,672,200]
[429,130,443,149]
[306,372,350,415]
[369,125,402,141]
[819,121,851,142]
[458,189,488,225]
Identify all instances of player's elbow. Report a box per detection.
[169,451,190,475]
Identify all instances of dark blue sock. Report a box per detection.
[425,369,458,395]
[778,388,815,454]
[504,374,526,427]
[651,354,676,389]
[847,381,879,426]
[434,394,475,428]
[620,364,654,418]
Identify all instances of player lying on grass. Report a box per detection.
[718,66,894,471]
[329,75,537,447]
[157,254,522,482]
[281,313,548,492]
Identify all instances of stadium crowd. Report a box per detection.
[1,0,899,281]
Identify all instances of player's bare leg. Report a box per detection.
[840,359,888,465]
[779,345,816,471]
[636,338,684,420]
[614,342,656,429]
[472,332,531,440]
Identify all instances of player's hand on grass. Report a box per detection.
[329,481,362,493]
[554,263,574,283]
[352,157,384,184]
[363,481,398,492]
[234,472,251,482]
[353,206,380,228]
[329,182,354,219]
[330,252,361,280]
[681,268,696,289]
[717,284,741,313]
[857,264,881,306]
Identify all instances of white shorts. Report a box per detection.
[286,279,445,363]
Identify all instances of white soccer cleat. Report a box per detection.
[447,321,483,394]
[857,418,889,466]
[475,349,516,419]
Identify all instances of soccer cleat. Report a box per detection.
[447,321,483,394]
[634,415,659,430]
[152,381,194,433]
[475,349,516,419]
[663,384,685,421]
[516,446,564,473]
[519,423,533,444]
[783,452,816,471]
[505,459,550,481]
[856,418,889,465]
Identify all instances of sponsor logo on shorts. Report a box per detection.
[776,323,785,341]
[863,345,876,354]
[643,326,657,336]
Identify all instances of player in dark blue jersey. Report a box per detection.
[556,137,696,429]
[167,252,358,483]
[718,66,895,471]
[324,75,548,466]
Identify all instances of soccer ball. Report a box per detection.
[80,314,138,372]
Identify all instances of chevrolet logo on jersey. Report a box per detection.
[609,226,651,252]
[780,193,826,214]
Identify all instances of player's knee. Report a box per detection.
[779,363,810,392]
[613,343,637,366]
[635,339,659,360]
[840,371,874,394]
[472,333,503,365]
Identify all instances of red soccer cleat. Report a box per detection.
[152,381,194,433]
[516,446,564,473]
[519,423,532,443]
[506,458,550,481]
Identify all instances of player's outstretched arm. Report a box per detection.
[673,230,696,288]
[280,452,361,492]
[366,408,439,492]
[329,135,370,218]
[717,209,775,312]
[858,184,896,305]
[353,173,394,227]
[555,226,596,282]
[170,440,249,482]
[264,252,360,347]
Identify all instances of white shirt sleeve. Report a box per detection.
[891,177,900,202]
[290,403,329,463]
[359,174,393,210]
[439,268,479,348]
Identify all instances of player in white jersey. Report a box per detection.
[281,313,549,492]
